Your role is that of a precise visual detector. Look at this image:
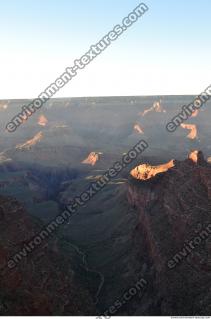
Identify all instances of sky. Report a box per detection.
[1,0,211,98]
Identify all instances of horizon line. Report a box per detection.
[0,94,198,101]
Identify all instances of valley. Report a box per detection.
[0,96,211,315]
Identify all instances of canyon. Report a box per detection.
[0,96,211,315]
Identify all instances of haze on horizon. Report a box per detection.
[1,0,211,99]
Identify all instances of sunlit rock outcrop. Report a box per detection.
[180,123,197,139]
[133,124,144,134]
[140,100,166,117]
[188,150,204,164]
[130,159,175,181]
[38,115,48,126]
[16,132,43,150]
[207,157,211,164]
[82,152,100,166]
[191,109,199,118]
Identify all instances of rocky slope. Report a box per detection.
[128,151,211,315]
[0,196,95,315]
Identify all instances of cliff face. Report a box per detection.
[128,151,211,315]
[0,196,95,315]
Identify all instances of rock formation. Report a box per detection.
[180,123,197,139]
[128,151,211,315]
[16,132,43,150]
[38,115,48,126]
[82,152,100,166]
[130,159,175,181]
[134,124,144,134]
[141,100,166,117]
